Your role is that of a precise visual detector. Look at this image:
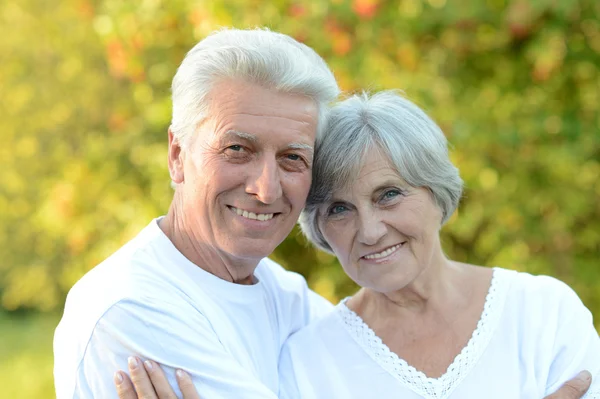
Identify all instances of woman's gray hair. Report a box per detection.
[299,90,464,254]
[170,28,340,148]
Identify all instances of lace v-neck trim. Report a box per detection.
[336,267,513,399]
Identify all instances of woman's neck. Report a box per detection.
[349,258,479,322]
[346,261,494,378]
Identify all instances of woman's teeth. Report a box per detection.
[364,244,402,260]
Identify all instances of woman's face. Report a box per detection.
[318,148,444,293]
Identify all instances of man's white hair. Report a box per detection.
[170,28,340,148]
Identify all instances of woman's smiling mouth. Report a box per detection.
[361,243,406,260]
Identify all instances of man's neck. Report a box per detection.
[159,205,258,285]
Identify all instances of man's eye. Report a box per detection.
[223,145,250,161]
[227,145,243,152]
[280,153,308,172]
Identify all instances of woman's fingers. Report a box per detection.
[176,369,201,399]
[114,357,200,399]
[127,357,158,399]
[143,360,178,399]
[114,370,138,399]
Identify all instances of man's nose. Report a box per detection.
[357,211,387,246]
[245,157,283,204]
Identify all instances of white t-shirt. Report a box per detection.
[53,218,333,399]
[279,268,600,399]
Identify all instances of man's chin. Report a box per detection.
[225,240,279,261]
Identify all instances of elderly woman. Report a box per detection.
[275,91,600,398]
[116,91,599,399]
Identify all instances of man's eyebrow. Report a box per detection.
[224,130,258,142]
[287,142,314,154]
[223,131,313,154]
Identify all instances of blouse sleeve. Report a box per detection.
[543,278,600,398]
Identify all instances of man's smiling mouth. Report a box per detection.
[228,206,277,221]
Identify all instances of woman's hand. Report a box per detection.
[113,357,590,399]
[544,371,592,399]
[114,356,200,399]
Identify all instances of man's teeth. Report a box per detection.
[232,207,274,221]
[364,244,402,260]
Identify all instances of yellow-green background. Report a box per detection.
[1,0,599,397]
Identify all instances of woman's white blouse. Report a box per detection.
[278,268,600,398]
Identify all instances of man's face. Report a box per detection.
[169,78,318,264]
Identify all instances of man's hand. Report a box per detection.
[544,371,592,399]
[114,357,200,399]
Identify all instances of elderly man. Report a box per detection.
[54,28,592,399]
[54,28,339,399]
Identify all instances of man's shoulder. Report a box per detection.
[67,223,166,304]
[281,307,341,357]
[256,257,334,327]
[257,257,309,292]
[58,220,187,340]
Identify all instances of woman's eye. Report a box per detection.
[382,189,402,201]
[328,204,348,215]
[286,154,301,161]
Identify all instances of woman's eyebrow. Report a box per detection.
[374,183,398,192]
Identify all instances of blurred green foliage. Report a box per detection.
[2,0,599,397]
[1,0,600,388]
[0,312,57,398]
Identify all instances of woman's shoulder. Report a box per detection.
[488,267,590,329]
[497,267,580,302]
[490,269,600,396]
[464,264,574,295]
[457,265,588,325]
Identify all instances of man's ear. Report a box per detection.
[168,128,185,184]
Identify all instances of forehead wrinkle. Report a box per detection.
[233,113,315,125]
[357,165,396,179]
[218,112,316,140]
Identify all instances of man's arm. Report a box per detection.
[68,298,278,399]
